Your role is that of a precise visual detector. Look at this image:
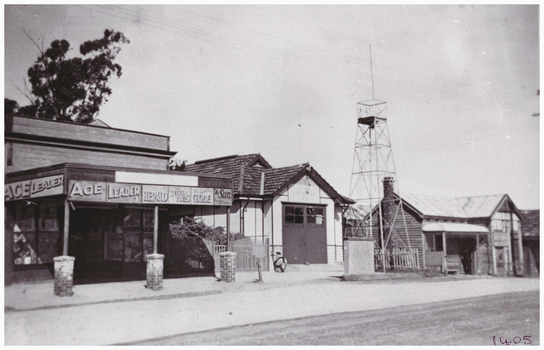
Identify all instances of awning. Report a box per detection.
[422,222,489,234]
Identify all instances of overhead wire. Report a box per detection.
[82,5,535,114]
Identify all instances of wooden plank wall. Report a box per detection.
[12,116,169,151]
[370,203,425,269]
[469,217,491,275]
[393,205,425,269]
[7,142,168,174]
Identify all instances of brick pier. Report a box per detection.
[54,256,75,297]
[145,254,164,290]
[220,252,237,282]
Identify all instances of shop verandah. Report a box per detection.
[5,163,233,286]
[423,222,489,275]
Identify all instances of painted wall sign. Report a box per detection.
[5,175,64,201]
[142,185,169,204]
[288,176,320,203]
[68,181,106,202]
[168,186,192,204]
[214,188,232,206]
[493,231,510,247]
[192,188,213,205]
[107,183,142,203]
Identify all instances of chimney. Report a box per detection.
[382,177,396,249]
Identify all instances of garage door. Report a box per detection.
[282,204,327,264]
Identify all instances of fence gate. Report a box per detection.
[213,239,269,272]
[374,248,419,271]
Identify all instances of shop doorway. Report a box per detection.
[69,207,154,284]
[446,236,477,274]
[282,204,327,264]
[160,215,215,277]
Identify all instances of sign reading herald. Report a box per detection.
[5,175,64,201]
[67,180,232,206]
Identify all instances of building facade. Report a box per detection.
[362,177,527,276]
[185,154,354,269]
[5,116,233,285]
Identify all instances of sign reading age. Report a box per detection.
[68,181,106,202]
[5,175,64,201]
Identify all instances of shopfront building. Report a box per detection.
[5,116,232,285]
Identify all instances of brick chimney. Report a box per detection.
[382,177,396,249]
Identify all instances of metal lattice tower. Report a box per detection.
[347,99,411,251]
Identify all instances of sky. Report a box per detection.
[4,5,540,209]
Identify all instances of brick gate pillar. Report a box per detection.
[54,256,75,297]
[145,254,164,290]
[220,252,237,282]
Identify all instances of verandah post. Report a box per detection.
[63,199,70,256]
[153,205,158,254]
[54,198,74,296]
[145,204,164,290]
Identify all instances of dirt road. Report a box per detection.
[5,277,539,345]
[129,291,539,345]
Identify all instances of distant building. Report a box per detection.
[521,209,539,277]
[185,154,354,268]
[367,177,527,276]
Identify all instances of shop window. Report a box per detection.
[425,234,443,252]
[14,201,61,265]
[306,207,324,225]
[14,202,37,265]
[492,212,511,232]
[285,206,304,224]
[122,209,143,262]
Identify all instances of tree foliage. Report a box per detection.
[5,98,18,115]
[25,29,129,123]
[170,217,244,245]
[169,158,187,171]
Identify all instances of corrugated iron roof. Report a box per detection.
[456,194,506,218]
[401,193,468,218]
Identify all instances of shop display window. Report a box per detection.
[144,210,154,233]
[123,208,141,233]
[38,231,59,264]
[15,202,36,232]
[124,233,142,261]
[14,231,38,265]
[38,201,58,231]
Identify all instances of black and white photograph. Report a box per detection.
[4,4,539,346]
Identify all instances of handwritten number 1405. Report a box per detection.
[493,335,532,345]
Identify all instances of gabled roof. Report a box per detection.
[521,209,540,238]
[456,194,507,218]
[184,154,353,204]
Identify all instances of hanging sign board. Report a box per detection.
[493,231,509,247]
[65,180,230,206]
[142,185,169,204]
[5,174,64,201]
[107,183,142,203]
[68,181,106,202]
[192,188,213,205]
[168,186,192,204]
[214,188,232,206]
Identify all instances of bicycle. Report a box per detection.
[273,252,287,272]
